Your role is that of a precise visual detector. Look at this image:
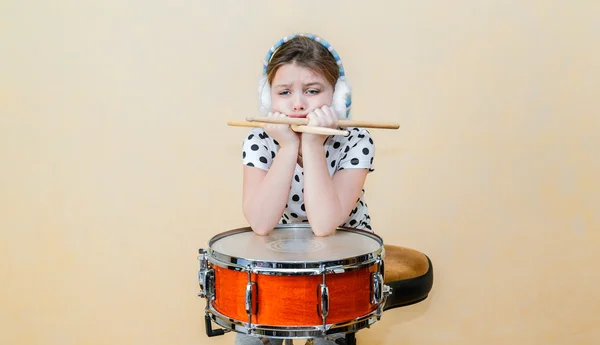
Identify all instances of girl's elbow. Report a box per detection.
[243,207,268,235]
[311,223,337,237]
[246,218,273,236]
[245,215,274,236]
[251,225,272,236]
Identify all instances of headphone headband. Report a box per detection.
[262,33,346,79]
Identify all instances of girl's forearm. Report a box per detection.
[243,145,299,235]
[301,141,345,236]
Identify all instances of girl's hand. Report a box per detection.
[303,105,339,145]
[263,112,300,148]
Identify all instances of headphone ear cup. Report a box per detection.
[332,78,352,119]
[258,76,271,115]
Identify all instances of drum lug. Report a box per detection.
[372,255,392,320]
[198,249,215,299]
[318,283,329,318]
[376,284,393,320]
[371,272,383,304]
[245,281,257,317]
[245,268,258,334]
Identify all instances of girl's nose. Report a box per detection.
[293,97,306,112]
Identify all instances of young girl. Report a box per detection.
[242,33,375,238]
[236,33,375,345]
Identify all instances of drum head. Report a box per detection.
[207,224,383,273]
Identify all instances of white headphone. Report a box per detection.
[258,33,352,119]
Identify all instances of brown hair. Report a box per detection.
[266,36,340,87]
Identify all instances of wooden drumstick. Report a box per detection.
[246,116,400,129]
[226,120,350,136]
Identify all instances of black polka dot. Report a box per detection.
[342,154,347,160]
[294,175,300,182]
[348,136,353,141]
[370,157,373,164]
[251,144,259,151]
[282,219,287,224]
[344,146,350,153]
[271,151,275,158]
[302,219,309,222]
[351,158,359,165]
[362,148,369,155]
[292,194,300,202]
[326,151,329,158]
[263,145,268,150]
[273,139,279,146]
[333,142,340,149]
[247,162,254,167]
[358,134,365,139]
[259,156,267,164]
[242,151,246,159]
[301,204,305,211]
[353,128,359,132]
[290,213,298,218]
[349,220,357,226]
[263,132,269,138]
[330,160,336,168]
[369,138,373,144]
[248,134,254,140]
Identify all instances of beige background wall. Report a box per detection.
[1,1,599,344]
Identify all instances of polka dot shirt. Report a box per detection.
[241,127,375,232]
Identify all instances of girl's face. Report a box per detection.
[269,63,334,118]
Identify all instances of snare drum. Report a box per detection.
[197,224,392,339]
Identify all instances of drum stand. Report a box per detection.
[339,333,356,345]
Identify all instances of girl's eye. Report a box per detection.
[306,89,320,95]
[278,90,290,96]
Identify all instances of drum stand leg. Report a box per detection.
[332,333,356,345]
[345,333,356,345]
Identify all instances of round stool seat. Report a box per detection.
[382,244,434,310]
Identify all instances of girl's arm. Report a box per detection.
[242,145,299,235]
[301,141,368,236]
[242,114,300,235]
